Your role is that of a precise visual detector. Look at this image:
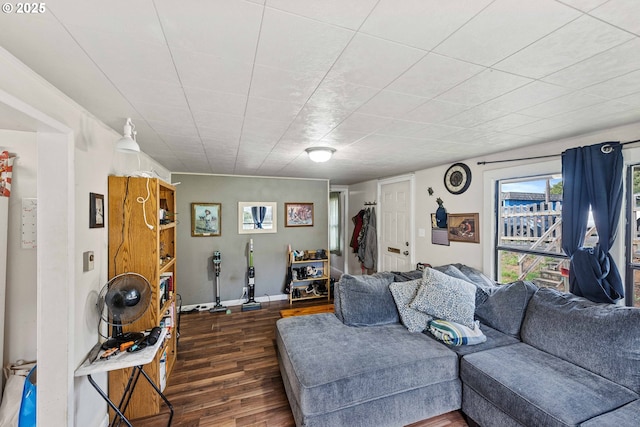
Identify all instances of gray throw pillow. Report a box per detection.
[475,280,538,339]
[338,272,398,326]
[389,279,433,333]
[459,265,497,291]
[409,268,476,328]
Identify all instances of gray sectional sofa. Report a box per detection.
[276,265,640,427]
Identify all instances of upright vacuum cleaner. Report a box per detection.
[210,250,227,313]
[242,239,262,311]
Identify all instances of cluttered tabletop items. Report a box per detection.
[75,327,167,377]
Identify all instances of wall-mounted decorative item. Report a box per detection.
[89,193,104,228]
[447,213,480,243]
[285,202,314,227]
[430,213,438,228]
[435,197,447,228]
[444,162,472,194]
[238,202,277,234]
[191,202,221,236]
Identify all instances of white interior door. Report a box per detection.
[380,177,413,272]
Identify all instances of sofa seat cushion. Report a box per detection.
[276,313,459,416]
[581,399,640,426]
[521,287,640,394]
[461,343,639,426]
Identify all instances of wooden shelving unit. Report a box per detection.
[107,176,177,420]
[287,250,330,305]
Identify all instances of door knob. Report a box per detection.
[403,251,409,256]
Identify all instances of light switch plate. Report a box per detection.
[83,251,94,271]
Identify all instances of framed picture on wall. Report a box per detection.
[238,202,277,234]
[191,202,221,236]
[285,202,314,227]
[447,213,479,243]
[89,193,104,228]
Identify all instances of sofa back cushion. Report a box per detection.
[336,272,398,326]
[474,280,538,339]
[521,287,640,394]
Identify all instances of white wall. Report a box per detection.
[0,47,169,426]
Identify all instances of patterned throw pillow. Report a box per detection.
[389,279,433,333]
[409,267,476,328]
[428,319,486,346]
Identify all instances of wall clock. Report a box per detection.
[444,163,472,195]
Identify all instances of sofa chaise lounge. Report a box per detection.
[276,264,640,427]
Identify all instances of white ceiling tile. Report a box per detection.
[472,113,541,133]
[558,0,609,12]
[506,118,568,136]
[481,81,572,113]
[66,25,179,84]
[330,113,393,134]
[114,78,189,110]
[542,38,640,89]
[327,34,426,88]
[616,91,640,107]
[155,0,263,63]
[581,69,640,99]
[305,78,379,114]
[436,69,532,106]
[445,128,496,143]
[552,100,637,124]
[403,100,470,123]
[250,64,323,104]
[518,91,609,118]
[173,49,253,96]
[434,0,580,65]
[318,130,369,147]
[245,96,302,122]
[146,119,200,139]
[184,87,247,117]
[493,15,634,79]
[387,53,485,98]
[50,0,166,44]
[255,8,353,75]
[443,105,507,128]
[361,0,492,50]
[590,0,640,35]
[407,124,464,140]
[377,120,433,138]
[356,90,428,119]
[267,0,378,30]
[195,112,244,142]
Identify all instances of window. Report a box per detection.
[625,164,640,307]
[329,191,342,255]
[496,175,571,291]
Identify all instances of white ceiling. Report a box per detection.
[1,0,639,184]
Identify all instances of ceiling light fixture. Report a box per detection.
[305,146,336,163]
[115,118,141,153]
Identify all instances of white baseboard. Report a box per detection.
[180,294,288,312]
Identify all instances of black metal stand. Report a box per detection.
[87,365,174,427]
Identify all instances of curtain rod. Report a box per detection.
[476,138,640,166]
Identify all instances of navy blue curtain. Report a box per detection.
[251,206,266,229]
[561,141,624,303]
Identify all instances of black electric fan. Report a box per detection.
[97,272,152,349]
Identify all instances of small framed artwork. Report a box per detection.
[238,202,277,234]
[191,203,221,236]
[285,202,314,227]
[89,193,104,228]
[448,213,480,243]
[430,213,438,228]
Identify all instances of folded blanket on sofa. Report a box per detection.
[428,319,486,346]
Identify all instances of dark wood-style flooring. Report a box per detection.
[133,299,468,427]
